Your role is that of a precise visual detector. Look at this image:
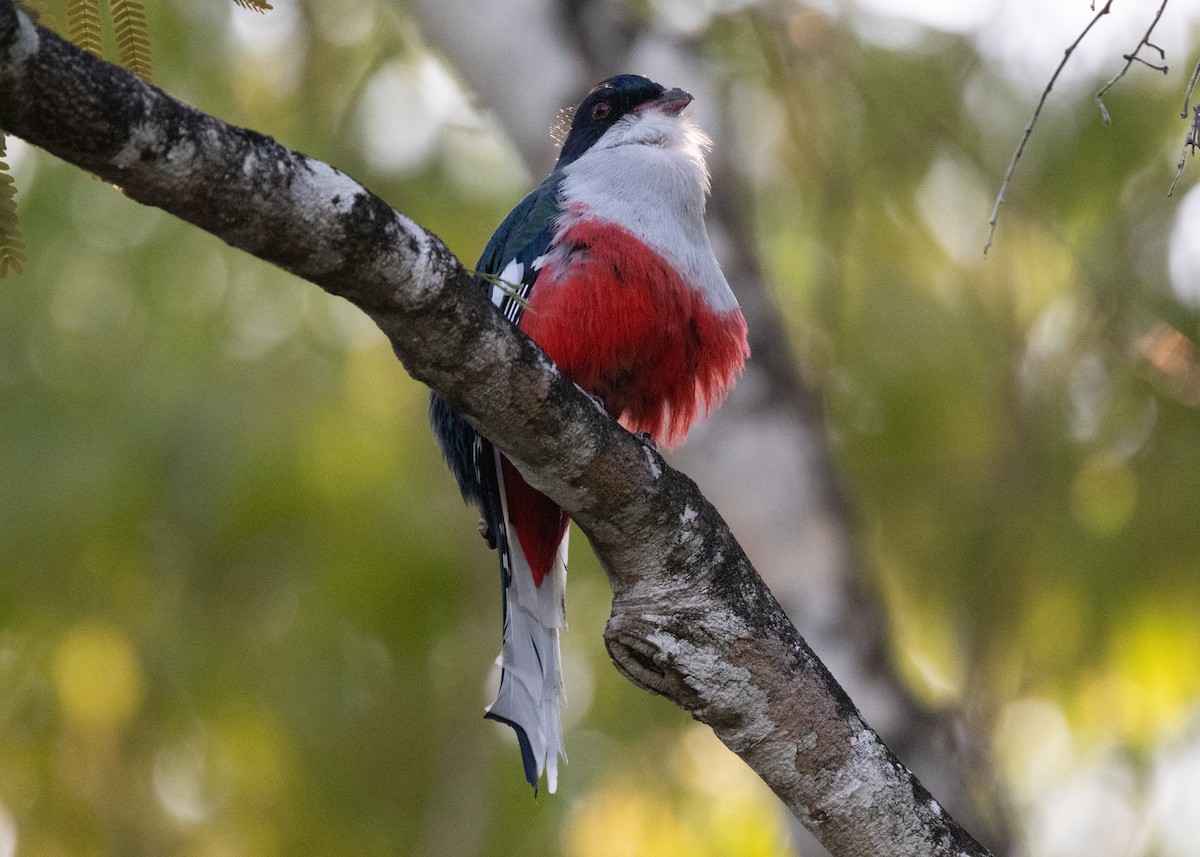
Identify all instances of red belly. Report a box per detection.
[506,218,748,586]
[522,219,748,447]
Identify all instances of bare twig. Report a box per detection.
[1169,104,1200,196]
[1168,54,1200,196]
[1181,58,1200,118]
[984,1,1114,256]
[1095,0,1170,125]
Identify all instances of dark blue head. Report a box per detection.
[555,74,691,170]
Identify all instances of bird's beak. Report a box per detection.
[639,87,693,116]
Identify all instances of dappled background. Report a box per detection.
[3,0,1200,855]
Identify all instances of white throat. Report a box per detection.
[555,111,738,313]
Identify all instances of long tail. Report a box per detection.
[484,449,568,793]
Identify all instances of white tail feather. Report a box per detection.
[485,452,568,792]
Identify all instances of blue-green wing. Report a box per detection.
[428,175,561,518]
[476,176,561,326]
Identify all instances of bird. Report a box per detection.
[429,73,749,793]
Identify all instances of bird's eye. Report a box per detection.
[591,100,611,121]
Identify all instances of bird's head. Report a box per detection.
[555,74,695,169]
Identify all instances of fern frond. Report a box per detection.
[472,271,532,311]
[0,135,27,277]
[231,0,273,12]
[65,0,104,57]
[110,0,153,82]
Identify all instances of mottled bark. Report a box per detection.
[0,5,992,855]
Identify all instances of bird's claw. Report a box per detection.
[479,516,497,550]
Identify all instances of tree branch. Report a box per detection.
[0,5,992,855]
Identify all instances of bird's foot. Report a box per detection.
[636,431,658,451]
[479,517,496,550]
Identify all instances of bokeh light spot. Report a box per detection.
[53,622,144,732]
[1109,606,1200,743]
[0,803,15,857]
[153,739,213,824]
